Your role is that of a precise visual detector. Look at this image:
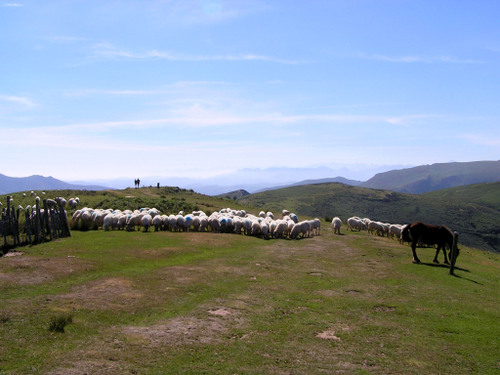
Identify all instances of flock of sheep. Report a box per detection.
[6,192,407,243]
[332,216,407,242]
[71,206,322,240]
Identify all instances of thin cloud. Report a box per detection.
[3,3,23,6]
[41,36,88,43]
[91,43,302,64]
[15,110,435,134]
[460,133,500,146]
[359,53,484,64]
[0,95,35,108]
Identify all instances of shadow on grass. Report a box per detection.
[417,262,482,285]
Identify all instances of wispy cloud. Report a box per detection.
[90,43,302,64]
[15,108,433,134]
[0,95,35,108]
[40,36,88,43]
[149,0,270,26]
[359,53,484,64]
[3,3,23,6]
[460,133,500,146]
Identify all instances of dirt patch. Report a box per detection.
[316,323,351,341]
[123,316,229,346]
[0,254,93,286]
[47,359,127,375]
[208,307,232,317]
[59,277,143,310]
[3,251,24,257]
[316,330,341,341]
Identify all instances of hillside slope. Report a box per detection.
[239,182,500,252]
[361,160,500,194]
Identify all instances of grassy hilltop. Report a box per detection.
[0,185,499,374]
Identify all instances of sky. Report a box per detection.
[1,0,499,182]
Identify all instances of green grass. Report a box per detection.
[1,225,499,374]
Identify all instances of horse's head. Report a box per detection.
[401,224,412,243]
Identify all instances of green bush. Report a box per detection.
[48,313,73,333]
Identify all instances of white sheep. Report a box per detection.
[152,215,163,231]
[311,218,321,235]
[273,220,287,239]
[290,221,310,239]
[141,214,153,232]
[103,213,114,231]
[347,217,366,231]
[251,220,261,236]
[368,221,385,236]
[331,217,342,234]
[389,224,404,242]
[199,216,209,232]
[260,221,270,239]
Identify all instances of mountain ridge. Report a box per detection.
[0,174,108,194]
[361,160,500,193]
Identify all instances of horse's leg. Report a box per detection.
[442,244,450,265]
[433,246,440,264]
[411,240,420,263]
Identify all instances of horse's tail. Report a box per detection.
[452,230,459,256]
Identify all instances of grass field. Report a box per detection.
[1,223,499,374]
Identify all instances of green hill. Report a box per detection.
[239,182,500,252]
[361,160,500,193]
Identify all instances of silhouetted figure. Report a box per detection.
[134,178,141,188]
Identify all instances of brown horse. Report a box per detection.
[401,222,459,264]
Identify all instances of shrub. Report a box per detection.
[48,313,73,333]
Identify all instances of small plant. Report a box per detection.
[0,312,11,323]
[48,313,73,333]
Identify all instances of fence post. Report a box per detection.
[34,197,41,244]
[58,201,71,238]
[6,196,11,246]
[43,199,51,240]
[25,209,32,245]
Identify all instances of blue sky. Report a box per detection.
[1,0,499,182]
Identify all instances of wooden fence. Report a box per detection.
[0,196,71,255]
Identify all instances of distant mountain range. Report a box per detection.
[360,160,500,194]
[0,174,107,195]
[1,160,499,196]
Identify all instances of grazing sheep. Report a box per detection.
[273,220,287,239]
[126,213,141,231]
[168,214,177,231]
[199,216,209,232]
[251,221,261,236]
[311,218,321,235]
[152,215,163,231]
[117,214,128,230]
[290,221,310,239]
[176,215,186,232]
[347,217,366,231]
[331,217,342,234]
[68,198,78,209]
[368,221,385,236]
[260,221,270,239]
[389,224,404,241]
[141,214,153,232]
